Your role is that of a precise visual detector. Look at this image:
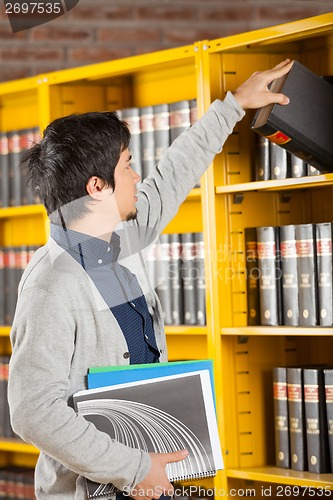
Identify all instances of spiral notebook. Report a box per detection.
[73,368,223,499]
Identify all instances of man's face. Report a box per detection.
[113,148,141,221]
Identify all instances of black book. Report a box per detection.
[251,61,333,173]
[256,226,281,325]
[315,222,332,326]
[0,247,4,325]
[153,103,170,164]
[323,368,333,472]
[289,153,306,178]
[303,367,330,473]
[181,233,196,325]
[244,227,260,325]
[295,224,318,326]
[140,106,155,179]
[0,132,9,208]
[254,135,270,181]
[193,232,206,326]
[7,131,21,207]
[287,367,307,471]
[269,143,289,180]
[273,366,290,468]
[122,107,142,180]
[280,225,299,326]
[169,233,184,325]
[155,234,173,325]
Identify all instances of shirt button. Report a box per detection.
[160,349,163,354]
[98,259,103,264]
[123,352,130,359]
[107,247,110,252]
[145,334,149,340]
[130,302,136,308]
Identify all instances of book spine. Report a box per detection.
[2,356,11,438]
[122,108,142,180]
[295,224,318,326]
[4,247,17,325]
[270,143,289,180]
[287,367,307,471]
[273,366,290,468]
[194,232,206,326]
[244,227,260,325]
[155,234,173,325]
[303,368,330,473]
[324,368,333,473]
[153,103,170,164]
[140,106,155,179]
[0,357,5,437]
[0,132,9,208]
[169,100,191,142]
[280,225,299,326]
[7,131,21,206]
[254,136,270,181]
[19,128,36,205]
[256,226,280,325]
[290,153,306,178]
[307,164,321,176]
[315,222,332,326]
[189,99,198,125]
[0,247,4,325]
[181,233,196,325]
[169,233,184,325]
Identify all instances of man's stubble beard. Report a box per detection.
[126,207,138,222]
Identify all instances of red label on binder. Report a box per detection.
[267,130,291,145]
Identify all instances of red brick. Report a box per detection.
[0,26,27,39]
[31,27,92,41]
[136,7,194,21]
[164,29,225,45]
[68,47,133,64]
[1,47,64,62]
[199,7,252,22]
[72,6,133,20]
[0,67,31,82]
[98,28,161,43]
[254,6,319,22]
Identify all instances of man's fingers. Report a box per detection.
[265,59,293,84]
[162,449,189,464]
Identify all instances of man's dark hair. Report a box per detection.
[21,111,131,223]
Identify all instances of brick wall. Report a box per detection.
[0,0,331,82]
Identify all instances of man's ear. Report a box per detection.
[86,176,108,200]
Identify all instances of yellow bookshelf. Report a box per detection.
[0,12,333,496]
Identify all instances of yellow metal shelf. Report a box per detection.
[0,327,11,337]
[215,173,333,194]
[227,466,333,488]
[222,326,333,336]
[165,326,207,336]
[0,439,39,455]
[0,205,46,220]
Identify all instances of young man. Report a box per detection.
[8,60,292,500]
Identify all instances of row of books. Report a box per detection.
[0,467,35,499]
[117,99,198,182]
[273,365,333,473]
[0,128,40,208]
[245,222,333,327]
[0,246,38,326]
[151,232,206,326]
[0,356,15,439]
[254,137,321,181]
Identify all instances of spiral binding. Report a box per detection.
[171,469,217,483]
[87,480,118,499]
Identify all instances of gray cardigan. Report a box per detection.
[8,94,244,499]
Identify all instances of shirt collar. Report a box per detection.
[50,223,121,267]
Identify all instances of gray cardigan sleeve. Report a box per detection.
[136,92,245,233]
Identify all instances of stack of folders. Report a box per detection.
[73,360,223,500]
